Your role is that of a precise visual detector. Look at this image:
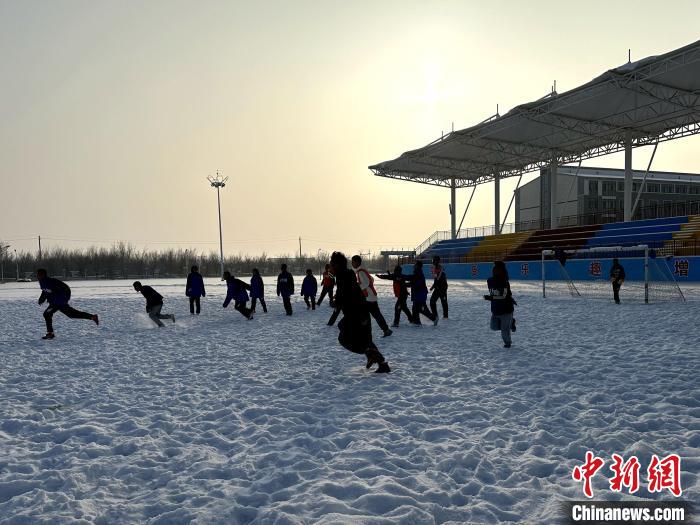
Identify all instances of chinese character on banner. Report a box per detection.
[609,454,640,494]
[589,261,602,277]
[648,454,682,497]
[572,451,606,498]
[673,259,689,278]
[471,264,478,277]
[521,263,529,276]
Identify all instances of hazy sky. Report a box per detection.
[2,0,699,257]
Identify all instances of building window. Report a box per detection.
[662,184,674,193]
[647,183,659,193]
[690,185,700,195]
[602,199,616,211]
[675,185,688,194]
[617,181,625,192]
[602,181,616,196]
[589,180,598,195]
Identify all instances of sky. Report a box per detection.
[1,0,699,258]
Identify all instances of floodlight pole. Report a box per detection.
[207,171,228,279]
[550,157,558,229]
[450,178,457,239]
[624,130,633,221]
[494,173,500,235]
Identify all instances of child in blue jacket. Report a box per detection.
[301,269,318,310]
[185,265,206,315]
[404,261,437,326]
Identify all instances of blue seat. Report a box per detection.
[600,216,687,230]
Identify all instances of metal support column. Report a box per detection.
[550,158,558,229]
[494,173,500,235]
[624,131,633,222]
[450,178,456,239]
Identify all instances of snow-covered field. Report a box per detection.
[1,277,698,524]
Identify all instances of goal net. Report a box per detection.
[541,245,685,303]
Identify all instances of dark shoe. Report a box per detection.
[171,314,176,323]
[504,342,512,348]
[511,318,516,332]
[91,314,99,326]
[433,317,439,327]
[42,332,55,340]
[375,361,391,373]
[383,329,393,338]
[391,323,399,328]
[365,348,382,370]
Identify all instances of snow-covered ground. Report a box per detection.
[0,277,698,524]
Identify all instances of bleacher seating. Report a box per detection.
[420,236,484,261]
[416,215,700,264]
[505,224,601,261]
[463,231,532,262]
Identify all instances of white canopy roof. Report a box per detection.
[369,40,700,188]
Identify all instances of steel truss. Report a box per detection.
[370,41,700,188]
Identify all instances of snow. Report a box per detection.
[1,278,698,524]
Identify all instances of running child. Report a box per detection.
[36,269,98,339]
[223,271,253,319]
[376,265,414,327]
[331,252,390,373]
[351,255,392,337]
[484,261,515,348]
[277,264,295,315]
[133,281,175,327]
[317,264,335,307]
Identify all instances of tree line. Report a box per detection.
[0,242,394,281]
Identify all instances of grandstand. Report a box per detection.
[411,214,700,264]
[371,40,700,280]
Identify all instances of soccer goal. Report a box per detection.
[541,245,685,303]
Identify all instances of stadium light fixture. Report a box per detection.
[207,171,228,280]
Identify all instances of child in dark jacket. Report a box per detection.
[223,271,253,320]
[133,281,175,327]
[185,265,206,315]
[277,264,295,315]
[404,261,437,326]
[301,269,318,310]
[331,251,390,373]
[376,265,414,327]
[430,259,449,319]
[610,258,626,304]
[484,261,515,348]
[250,268,267,313]
[37,269,98,339]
